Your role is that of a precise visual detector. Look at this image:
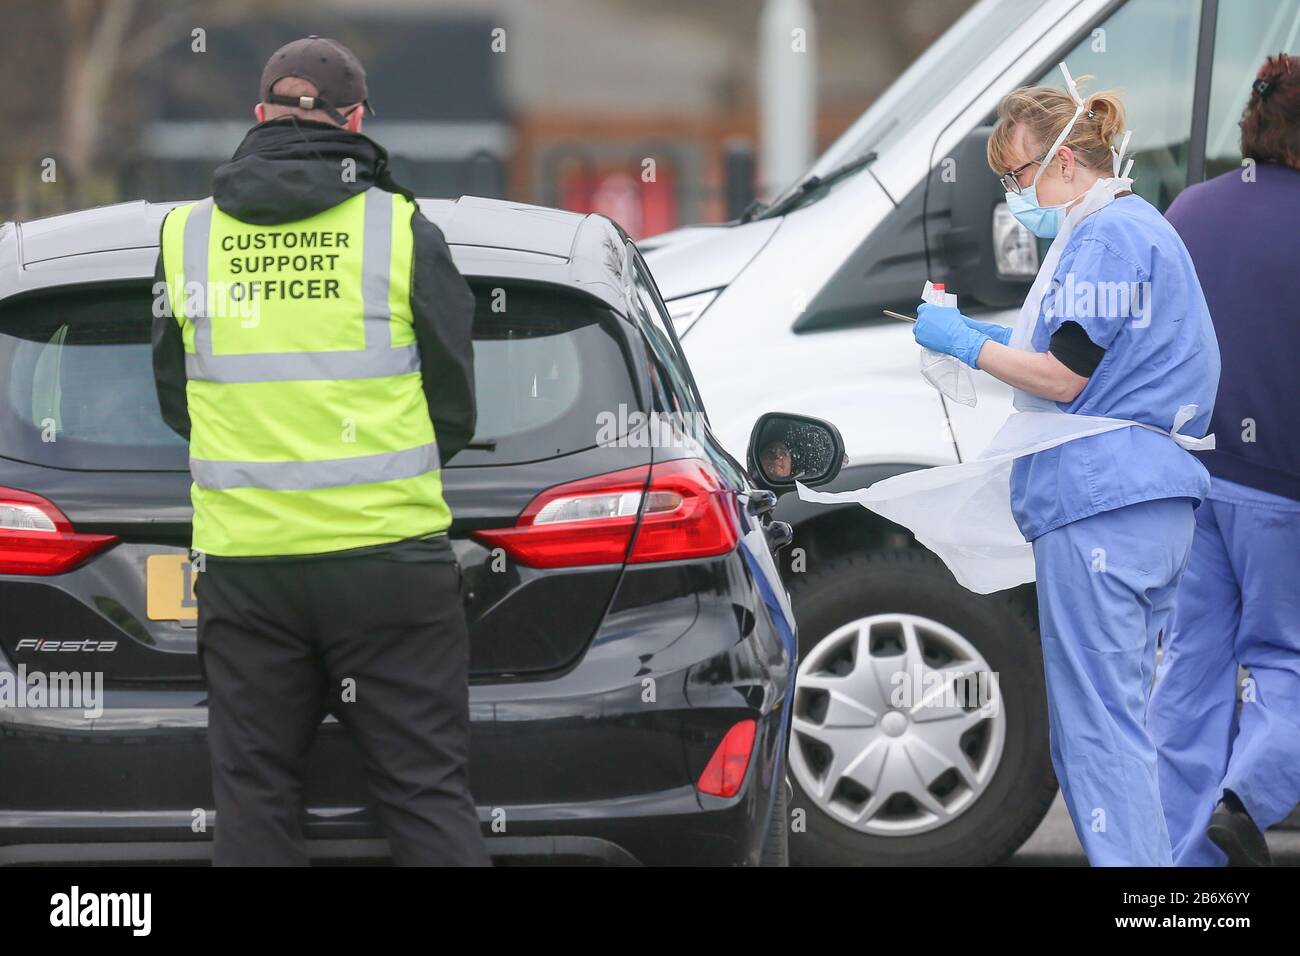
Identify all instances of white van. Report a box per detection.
[643,0,1300,865]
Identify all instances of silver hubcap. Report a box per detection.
[789,613,1006,837]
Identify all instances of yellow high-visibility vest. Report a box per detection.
[160,188,450,557]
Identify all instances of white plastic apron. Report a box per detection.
[800,164,1213,594]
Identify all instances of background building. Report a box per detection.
[0,0,974,234]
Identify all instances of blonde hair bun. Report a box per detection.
[987,74,1128,174]
[1083,89,1127,145]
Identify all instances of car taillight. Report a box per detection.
[697,719,757,797]
[0,486,119,575]
[627,459,739,563]
[471,458,740,569]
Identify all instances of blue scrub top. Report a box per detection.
[1011,193,1221,541]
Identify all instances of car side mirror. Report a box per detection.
[747,412,845,494]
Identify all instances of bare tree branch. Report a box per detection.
[60,0,138,175]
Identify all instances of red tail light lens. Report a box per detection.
[697,719,757,797]
[626,459,739,563]
[0,486,119,575]
[472,465,649,569]
[471,458,740,569]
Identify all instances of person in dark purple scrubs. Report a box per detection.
[1151,53,1300,867]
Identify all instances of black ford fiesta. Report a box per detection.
[0,196,843,865]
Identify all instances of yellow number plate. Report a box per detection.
[146,554,199,622]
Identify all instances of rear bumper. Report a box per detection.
[0,701,785,867]
[0,553,794,866]
[0,770,777,866]
[0,836,641,866]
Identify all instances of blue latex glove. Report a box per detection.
[961,315,1013,346]
[914,302,990,369]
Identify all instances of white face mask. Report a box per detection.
[1005,104,1085,238]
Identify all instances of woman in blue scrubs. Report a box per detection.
[1148,55,1300,867]
[913,78,1220,865]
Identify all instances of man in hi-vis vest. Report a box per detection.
[151,36,487,866]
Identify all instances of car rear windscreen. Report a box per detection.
[451,282,642,467]
[0,280,641,471]
[0,284,188,471]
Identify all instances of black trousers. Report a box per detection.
[195,550,490,866]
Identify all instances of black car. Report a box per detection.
[0,196,844,865]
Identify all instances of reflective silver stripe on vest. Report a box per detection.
[184,345,419,383]
[182,188,413,383]
[362,185,393,350]
[190,442,440,492]
[182,199,214,359]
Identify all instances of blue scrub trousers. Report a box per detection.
[1148,486,1300,865]
[1032,497,1196,866]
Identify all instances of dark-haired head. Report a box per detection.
[1241,53,1300,169]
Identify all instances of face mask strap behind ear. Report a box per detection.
[1048,64,1138,184]
[1059,62,1087,109]
[1032,62,1086,188]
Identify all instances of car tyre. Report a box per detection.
[759,772,790,866]
[786,548,1056,866]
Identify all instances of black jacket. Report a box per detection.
[151,118,477,463]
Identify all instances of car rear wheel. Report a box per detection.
[786,549,1056,866]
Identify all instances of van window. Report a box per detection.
[1204,0,1300,178]
[629,253,707,418]
[1038,0,1203,212]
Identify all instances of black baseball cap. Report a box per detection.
[260,35,374,124]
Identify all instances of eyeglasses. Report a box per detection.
[999,160,1039,195]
